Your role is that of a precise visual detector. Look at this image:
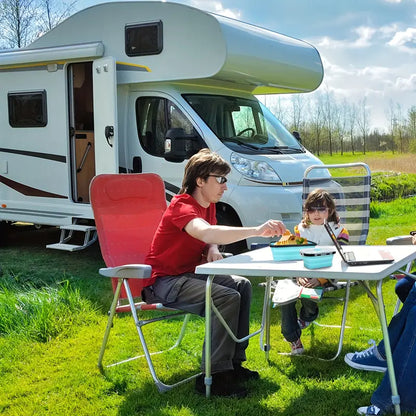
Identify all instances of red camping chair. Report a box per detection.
[90,173,199,392]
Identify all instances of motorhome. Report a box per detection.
[0,1,324,251]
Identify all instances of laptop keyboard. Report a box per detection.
[345,251,356,262]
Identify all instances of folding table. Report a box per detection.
[195,244,416,415]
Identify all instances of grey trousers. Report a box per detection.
[142,273,252,374]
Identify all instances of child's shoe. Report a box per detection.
[290,338,304,355]
[298,318,311,330]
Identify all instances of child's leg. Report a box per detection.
[280,301,301,342]
[299,298,319,322]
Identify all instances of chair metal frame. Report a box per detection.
[90,173,200,393]
[271,162,372,360]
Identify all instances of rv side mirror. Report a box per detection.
[292,131,302,143]
[164,128,201,163]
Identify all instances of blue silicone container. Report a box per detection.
[300,247,336,269]
[270,241,316,261]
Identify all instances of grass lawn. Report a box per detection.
[0,217,414,415]
[1,152,416,415]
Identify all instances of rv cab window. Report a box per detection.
[8,90,47,128]
[136,97,202,158]
[184,94,305,155]
[125,21,163,56]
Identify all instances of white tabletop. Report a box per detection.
[195,245,416,281]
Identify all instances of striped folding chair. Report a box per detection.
[90,173,200,392]
[299,162,371,360]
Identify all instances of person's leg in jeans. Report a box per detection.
[370,304,416,414]
[299,298,319,323]
[280,301,300,342]
[395,275,415,303]
[377,282,416,358]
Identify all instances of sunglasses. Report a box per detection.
[209,175,228,184]
[307,206,328,213]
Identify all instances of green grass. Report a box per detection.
[0,217,415,415]
[1,155,416,416]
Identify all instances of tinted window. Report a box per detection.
[125,21,163,56]
[184,94,304,155]
[8,90,47,127]
[136,96,202,157]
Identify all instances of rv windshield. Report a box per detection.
[183,94,304,155]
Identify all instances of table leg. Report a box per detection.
[375,280,401,416]
[262,276,273,360]
[204,275,214,398]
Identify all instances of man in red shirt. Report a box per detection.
[144,149,286,398]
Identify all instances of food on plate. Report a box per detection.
[273,230,308,246]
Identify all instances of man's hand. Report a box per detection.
[256,220,286,238]
[205,244,224,262]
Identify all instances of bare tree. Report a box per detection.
[36,0,76,36]
[290,94,306,132]
[357,97,370,154]
[322,87,338,156]
[308,92,325,155]
[406,106,416,152]
[0,0,77,48]
[346,102,357,154]
[0,0,38,48]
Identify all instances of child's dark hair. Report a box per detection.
[302,188,339,227]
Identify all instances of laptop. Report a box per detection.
[324,221,394,266]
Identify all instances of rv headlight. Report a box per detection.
[230,153,282,183]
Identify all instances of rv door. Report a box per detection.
[93,57,118,174]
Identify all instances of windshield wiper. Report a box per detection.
[262,146,304,153]
[223,138,260,150]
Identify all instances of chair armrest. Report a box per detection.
[99,264,152,278]
[386,235,413,245]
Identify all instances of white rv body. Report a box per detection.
[0,1,324,249]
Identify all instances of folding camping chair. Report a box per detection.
[90,173,200,393]
[271,162,371,360]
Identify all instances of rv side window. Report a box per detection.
[136,97,202,157]
[8,90,47,128]
[125,21,163,56]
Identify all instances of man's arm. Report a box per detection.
[184,217,286,245]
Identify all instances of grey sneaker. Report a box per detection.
[344,341,387,373]
[290,338,304,355]
[357,405,382,415]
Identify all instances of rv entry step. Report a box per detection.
[46,223,97,252]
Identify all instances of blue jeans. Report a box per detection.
[372,282,416,414]
[395,275,414,303]
[280,298,319,342]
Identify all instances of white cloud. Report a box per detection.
[394,73,416,91]
[353,26,377,47]
[388,27,416,53]
[188,0,241,19]
[315,26,377,49]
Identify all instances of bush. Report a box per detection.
[371,172,416,202]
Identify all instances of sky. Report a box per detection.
[75,0,416,132]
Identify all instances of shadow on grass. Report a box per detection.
[115,373,281,416]
[110,368,381,416]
